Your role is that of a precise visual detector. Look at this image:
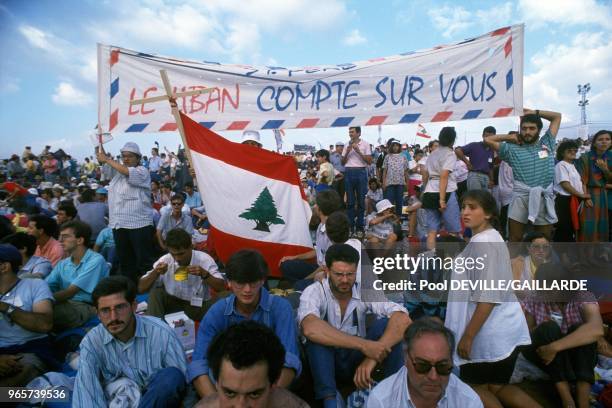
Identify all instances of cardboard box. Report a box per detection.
[164,311,196,353]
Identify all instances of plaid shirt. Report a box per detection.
[523,291,598,334]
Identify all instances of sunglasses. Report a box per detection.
[410,356,453,376]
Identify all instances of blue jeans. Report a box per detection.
[345,168,368,230]
[139,367,186,408]
[384,185,404,217]
[467,172,489,191]
[305,318,404,401]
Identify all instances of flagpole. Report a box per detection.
[159,69,194,166]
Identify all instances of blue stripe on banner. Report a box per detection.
[262,120,285,129]
[506,69,513,90]
[462,109,482,119]
[399,113,421,123]
[198,122,215,129]
[331,117,354,127]
[125,123,149,132]
[110,78,119,99]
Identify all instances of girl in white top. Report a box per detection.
[445,190,540,408]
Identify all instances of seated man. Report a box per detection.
[139,228,225,321]
[368,317,483,407]
[195,321,308,408]
[28,214,63,266]
[298,244,411,408]
[45,220,109,331]
[188,250,301,398]
[157,193,194,251]
[73,276,187,406]
[55,203,77,226]
[183,181,202,209]
[365,199,402,249]
[0,244,54,386]
[2,232,52,278]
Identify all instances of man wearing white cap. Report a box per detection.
[241,130,262,148]
[96,142,154,283]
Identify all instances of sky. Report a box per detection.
[0,0,611,159]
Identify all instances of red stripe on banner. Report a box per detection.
[296,118,319,128]
[110,50,119,67]
[493,107,513,117]
[365,116,387,126]
[431,111,453,122]
[227,121,250,130]
[490,27,511,36]
[180,112,306,196]
[159,122,177,131]
[109,109,118,131]
[504,36,512,57]
[209,226,312,278]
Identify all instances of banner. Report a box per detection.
[97,25,523,134]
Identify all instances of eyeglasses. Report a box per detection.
[409,356,453,376]
[98,302,130,317]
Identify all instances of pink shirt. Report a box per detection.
[342,139,372,168]
[34,237,64,267]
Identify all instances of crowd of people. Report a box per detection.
[0,110,610,408]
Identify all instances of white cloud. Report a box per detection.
[518,0,612,29]
[0,77,20,94]
[343,29,366,46]
[475,2,513,28]
[51,82,93,106]
[427,5,472,38]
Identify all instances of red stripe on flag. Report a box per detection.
[431,111,453,122]
[109,109,118,131]
[504,36,512,57]
[493,107,513,117]
[296,118,319,128]
[110,50,119,67]
[416,132,431,139]
[490,27,510,36]
[365,116,387,126]
[227,121,250,130]
[209,226,312,278]
[159,122,177,131]
[180,112,306,195]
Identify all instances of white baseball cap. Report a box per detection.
[241,130,261,145]
[120,142,142,156]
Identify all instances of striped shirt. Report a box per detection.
[157,211,194,239]
[108,166,153,229]
[499,130,555,188]
[73,315,187,407]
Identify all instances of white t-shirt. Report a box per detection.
[554,160,583,196]
[444,228,531,366]
[424,146,457,193]
[408,158,426,182]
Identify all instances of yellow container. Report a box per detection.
[174,266,188,281]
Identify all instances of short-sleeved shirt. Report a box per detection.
[45,249,109,304]
[34,237,64,267]
[499,129,555,188]
[0,278,53,347]
[108,166,153,229]
[94,227,115,250]
[423,146,458,193]
[19,256,53,278]
[383,154,409,185]
[366,188,383,202]
[461,142,494,173]
[342,139,372,168]
[184,192,202,209]
[315,223,332,267]
[366,213,394,239]
[157,211,194,240]
[554,161,583,196]
[330,152,345,174]
[144,251,223,302]
[522,292,598,334]
[76,202,108,241]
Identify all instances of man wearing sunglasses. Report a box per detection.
[156,193,194,251]
[367,317,483,408]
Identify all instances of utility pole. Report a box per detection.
[577,83,590,125]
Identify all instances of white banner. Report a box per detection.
[97,25,523,135]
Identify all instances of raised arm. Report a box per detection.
[484,133,520,151]
[525,108,562,137]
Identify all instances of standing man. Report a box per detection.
[330,142,346,207]
[455,126,496,191]
[97,142,155,283]
[342,127,372,236]
[484,109,561,242]
[149,147,163,182]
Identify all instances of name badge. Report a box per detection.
[190,296,203,307]
[488,158,493,163]
[538,150,549,159]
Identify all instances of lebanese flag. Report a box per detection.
[180,112,313,277]
[416,123,431,139]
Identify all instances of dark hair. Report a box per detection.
[523,231,550,243]
[151,180,160,188]
[461,190,499,229]
[438,127,456,147]
[556,140,579,161]
[520,114,543,131]
[79,188,95,203]
[60,220,92,244]
[326,211,350,244]
[171,192,185,203]
[349,126,361,135]
[29,215,57,238]
[428,140,439,149]
[413,149,424,157]
[325,243,360,268]
[164,228,192,250]
[591,130,612,151]
[184,181,194,189]
[315,149,330,161]
[92,276,136,308]
[404,317,455,355]
[2,232,36,257]
[208,321,285,386]
[57,204,77,220]
[41,188,53,198]
[368,177,380,189]
[225,249,269,283]
[482,126,496,135]
[315,189,342,216]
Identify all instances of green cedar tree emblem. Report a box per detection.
[239,187,285,232]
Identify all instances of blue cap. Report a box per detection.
[96,187,108,195]
[0,244,22,265]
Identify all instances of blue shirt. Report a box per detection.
[76,202,108,241]
[94,227,115,250]
[73,315,187,407]
[184,191,202,209]
[187,287,301,382]
[157,211,194,239]
[19,256,53,278]
[45,249,109,303]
